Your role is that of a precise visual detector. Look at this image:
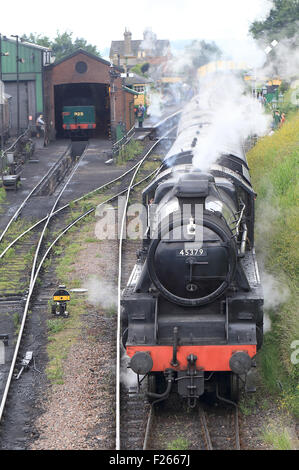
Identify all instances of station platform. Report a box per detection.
[133,105,180,140]
[57,138,136,205]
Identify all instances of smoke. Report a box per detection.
[261,271,290,311]
[147,90,164,119]
[83,277,138,388]
[120,353,138,389]
[83,275,116,311]
[191,73,271,171]
[254,189,290,331]
[140,28,158,55]
[256,32,299,81]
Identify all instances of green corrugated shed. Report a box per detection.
[1,37,51,130]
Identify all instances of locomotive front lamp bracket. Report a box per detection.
[170,327,179,367]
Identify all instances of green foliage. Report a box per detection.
[117,140,143,164]
[250,0,299,40]
[131,62,150,76]
[262,425,294,450]
[22,30,101,62]
[167,437,190,450]
[47,318,66,335]
[0,185,6,205]
[22,32,52,48]
[247,111,299,416]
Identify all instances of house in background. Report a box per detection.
[109,28,171,71]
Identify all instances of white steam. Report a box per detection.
[255,190,290,330]
[83,275,116,311]
[261,271,290,311]
[120,353,138,389]
[256,30,299,81]
[192,73,271,171]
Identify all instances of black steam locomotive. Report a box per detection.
[122,96,264,405]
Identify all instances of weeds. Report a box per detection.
[247,110,299,417]
[167,437,190,451]
[262,425,294,450]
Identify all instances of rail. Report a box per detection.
[0,143,88,423]
[0,142,72,245]
[116,125,177,450]
[112,124,136,157]
[0,135,170,427]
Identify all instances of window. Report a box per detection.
[75,61,88,73]
[134,85,145,93]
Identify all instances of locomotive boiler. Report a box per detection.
[122,96,264,405]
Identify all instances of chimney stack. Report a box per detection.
[124,28,132,56]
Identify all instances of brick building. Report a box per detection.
[43,49,136,140]
[109,29,171,70]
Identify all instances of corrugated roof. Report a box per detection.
[4,37,51,51]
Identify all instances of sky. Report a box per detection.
[1,0,272,62]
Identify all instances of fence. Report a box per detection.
[112,124,136,159]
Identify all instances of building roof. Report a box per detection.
[110,39,170,58]
[122,85,140,95]
[4,37,51,52]
[124,73,153,86]
[45,48,123,71]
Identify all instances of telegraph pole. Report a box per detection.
[0,33,9,178]
[11,35,24,136]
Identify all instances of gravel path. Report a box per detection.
[31,233,118,450]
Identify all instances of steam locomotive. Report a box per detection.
[122,96,264,405]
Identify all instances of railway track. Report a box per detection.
[0,141,73,244]
[122,396,240,451]
[0,112,179,448]
[115,114,243,453]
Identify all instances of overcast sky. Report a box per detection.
[1,0,272,62]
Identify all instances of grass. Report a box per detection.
[117,140,144,164]
[45,213,100,384]
[0,217,38,294]
[46,292,86,384]
[166,437,190,450]
[0,186,6,206]
[261,425,294,450]
[247,110,299,417]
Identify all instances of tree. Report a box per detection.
[185,40,222,69]
[130,62,150,76]
[22,33,51,48]
[250,0,299,41]
[22,31,101,61]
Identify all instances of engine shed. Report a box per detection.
[43,49,136,140]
